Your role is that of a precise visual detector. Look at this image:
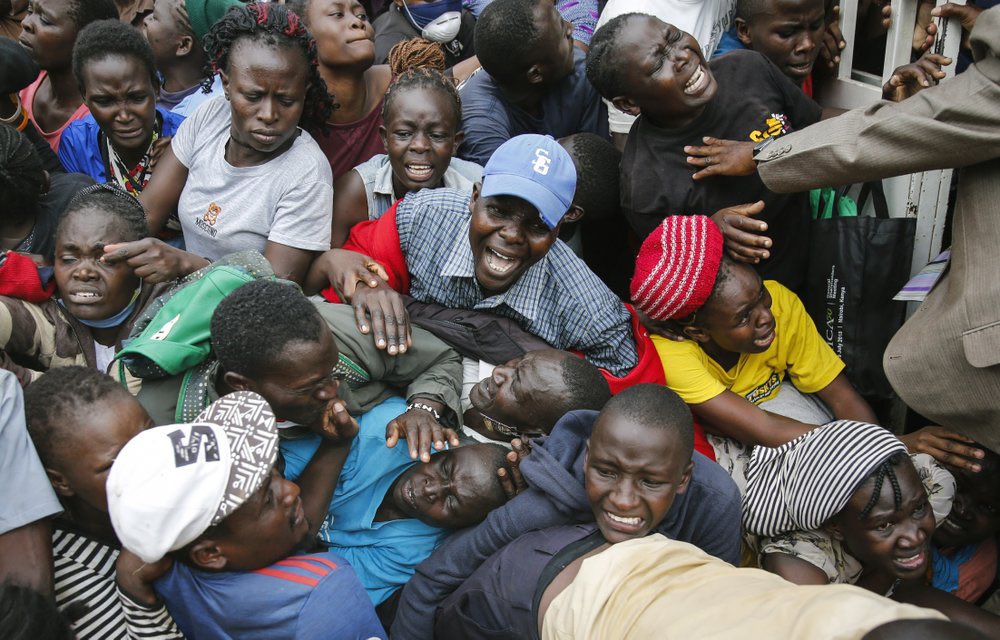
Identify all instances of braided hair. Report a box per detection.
[203,3,334,134]
[57,183,149,244]
[0,123,46,217]
[382,38,461,125]
[858,451,908,519]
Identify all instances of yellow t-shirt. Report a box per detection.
[653,281,844,405]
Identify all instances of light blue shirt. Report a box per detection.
[280,396,448,605]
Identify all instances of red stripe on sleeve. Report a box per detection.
[253,567,320,587]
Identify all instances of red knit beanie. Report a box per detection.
[630,215,724,321]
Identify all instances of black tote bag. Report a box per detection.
[804,182,916,398]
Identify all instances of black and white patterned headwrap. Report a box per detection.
[742,420,907,537]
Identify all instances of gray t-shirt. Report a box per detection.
[171,96,334,260]
[0,370,61,534]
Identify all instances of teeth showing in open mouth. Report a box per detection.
[406,164,433,179]
[485,248,516,274]
[684,65,707,95]
[606,512,641,526]
[72,292,100,299]
[894,551,925,569]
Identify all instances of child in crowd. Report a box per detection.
[932,447,1000,603]
[137,3,335,285]
[58,20,185,199]
[631,215,875,490]
[391,384,741,639]
[743,420,1000,636]
[0,123,93,259]
[18,0,119,151]
[587,13,821,291]
[23,366,182,639]
[731,0,826,93]
[107,391,388,639]
[140,0,243,114]
[280,395,511,604]
[0,185,165,387]
[332,41,483,246]
[457,0,606,165]
[309,134,638,379]
[290,0,394,179]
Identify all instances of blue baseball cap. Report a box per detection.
[480,134,577,229]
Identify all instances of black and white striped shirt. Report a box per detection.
[52,526,183,640]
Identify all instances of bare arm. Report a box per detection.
[0,520,53,595]
[692,390,815,448]
[331,171,372,249]
[893,581,1000,637]
[138,143,188,235]
[761,551,829,586]
[814,372,878,423]
[263,242,318,287]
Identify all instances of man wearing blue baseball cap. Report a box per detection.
[307,133,638,378]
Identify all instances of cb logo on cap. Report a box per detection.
[532,148,551,175]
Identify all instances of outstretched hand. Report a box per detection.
[899,426,984,474]
[497,438,531,499]
[305,248,388,300]
[686,137,757,180]
[386,407,460,462]
[883,52,951,102]
[711,201,771,264]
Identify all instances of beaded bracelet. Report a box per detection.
[406,402,441,421]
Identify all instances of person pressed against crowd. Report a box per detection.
[17,0,119,151]
[464,349,611,442]
[586,13,822,291]
[931,447,1000,603]
[137,277,464,467]
[457,0,604,166]
[289,0,393,179]
[391,384,742,639]
[0,185,168,387]
[330,39,482,247]
[744,420,1000,637]
[137,2,335,285]
[310,134,638,381]
[140,0,243,114]
[107,391,388,639]
[58,19,185,199]
[0,122,93,259]
[733,0,827,90]
[23,366,183,639]
[280,395,511,604]
[434,383,697,638]
[631,215,876,490]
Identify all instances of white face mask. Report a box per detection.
[418,10,462,43]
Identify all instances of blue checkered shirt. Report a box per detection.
[395,188,638,376]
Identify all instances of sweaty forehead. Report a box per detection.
[591,416,686,471]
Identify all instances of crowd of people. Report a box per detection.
[0,0,998,638]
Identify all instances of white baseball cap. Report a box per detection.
[107,391,278,563]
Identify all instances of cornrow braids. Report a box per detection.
[0,123,46,216]
[859,451,908,520]
[202,3,335,134]
[382,38,461,125]
[57,183,149,244]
